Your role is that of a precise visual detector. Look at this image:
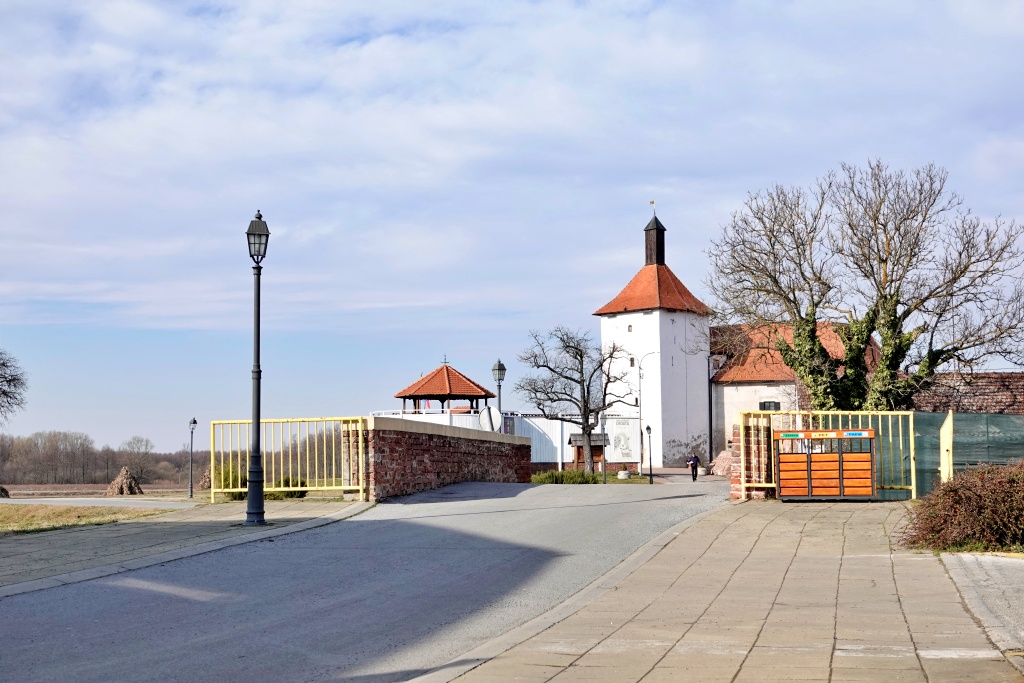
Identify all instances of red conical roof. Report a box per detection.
[594,264,711,316]
[395,364,496,400]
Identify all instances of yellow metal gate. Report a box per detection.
[210,417,368,502]
[739,411,917,500]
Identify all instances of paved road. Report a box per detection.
[0,480,727,682]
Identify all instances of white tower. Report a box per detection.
[595,216,712,468]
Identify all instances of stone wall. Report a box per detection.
[367,417,531,501]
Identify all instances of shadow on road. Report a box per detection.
[0,518,563,683]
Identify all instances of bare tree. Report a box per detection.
[119,436,156,483]
[0,350,27,421]
[708,161,1024,410]
[515,326,630,474]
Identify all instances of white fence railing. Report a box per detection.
[370,410,641,467]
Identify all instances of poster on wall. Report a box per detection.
[608,419,635,462]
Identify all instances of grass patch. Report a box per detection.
[532,470,602,484]
[531,470,656,484]
[0,504,162,536]
[900,460,1024,552]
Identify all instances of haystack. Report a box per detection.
[105,467,144,496]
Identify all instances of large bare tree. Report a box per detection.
[708,161,1024,410]
[0,350,27,421]
[515,326,630,474]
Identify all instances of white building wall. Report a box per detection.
[658,311,710,467]
[370,410,640,466]
[711,381,799,456]
[601,309,710,468]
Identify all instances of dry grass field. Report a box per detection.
[0,504,162,536]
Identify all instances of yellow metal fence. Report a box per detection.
[739,411,918,499]
[210,417,367,502]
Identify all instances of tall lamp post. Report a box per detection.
[492,359,506,433]
[646,424,653,484]
[245,211,270,526]
[188,417,197,499]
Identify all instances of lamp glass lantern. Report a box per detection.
[246,211,271,264]
[491,359,506,384]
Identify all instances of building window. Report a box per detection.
[634,397,639,406]
[630,357,635,367]
[627,325,632,332]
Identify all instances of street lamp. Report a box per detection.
[245,211,270,526]
[492,359,506,433]
[600,412,608,484]
[636,351,659,477]
[188,417,197,499]
[646,424,653,484]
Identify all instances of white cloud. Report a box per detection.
[1,0,1023,338]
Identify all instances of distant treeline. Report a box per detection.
[0,431,211,486]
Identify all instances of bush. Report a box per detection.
[226,475,308,501]
[901,461,1024,552]
[267,476,307,500]
[531,469,602,484]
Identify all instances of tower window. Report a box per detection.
[635,398,639,406]
[630,357,635,367]
[627,325,632,332]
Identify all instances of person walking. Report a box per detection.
[686,454,701,482]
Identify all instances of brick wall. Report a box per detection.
[367,417,532,501]
[729,423,772,500]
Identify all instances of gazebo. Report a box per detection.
[395,362,497,412]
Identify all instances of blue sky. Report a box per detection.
[2,0,1023,451]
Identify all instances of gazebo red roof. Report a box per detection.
[395,364,496,400]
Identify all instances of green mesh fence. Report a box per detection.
[914,411,1024,497]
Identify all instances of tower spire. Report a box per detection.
[644,215,666,266]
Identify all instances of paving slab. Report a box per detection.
[421,502,1024,683]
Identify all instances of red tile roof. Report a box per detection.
[593,264,712,316]
[710,323,879,383]
[913,372,1024,413]
[395,364,497,400]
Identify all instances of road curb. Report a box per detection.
[408,501,735,683]
[0,501,374,600]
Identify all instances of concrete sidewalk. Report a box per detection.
[0,498,370,597]
[437,501,1024,682]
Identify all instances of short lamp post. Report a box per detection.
[245,211,270,526]
[188,417,197,499]
[646,424,653,485]
[600,412,608,484]
[492,359,506,433]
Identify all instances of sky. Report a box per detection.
[1,0,1024,452]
